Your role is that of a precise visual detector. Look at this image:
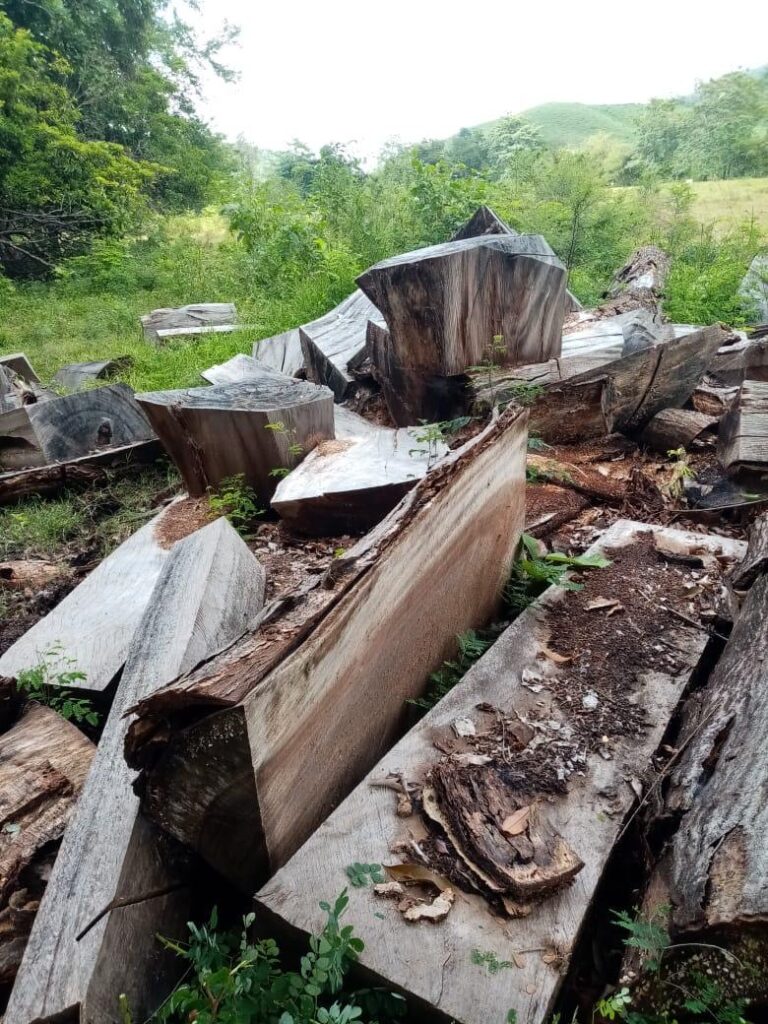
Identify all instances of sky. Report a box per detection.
[194,0,767,160]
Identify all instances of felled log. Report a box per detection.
[730,510,768,589]
[625,567,768,1008]
[605,245,670,302]
[641,408,718,453]
[691,380,738,417]
[200,352,262,385]
[136,373,335,501]
[617,308,675,354]
[471,325,728,441]
[252,328,305,377]
[0,354,39,385]
[125,406,528,889]
[51,357,132,392]
[141,302,237,343]
[0,383,154,471]
[271,422,445,534]
[738,253,768,324]
[257,521,744,1024]
[452,206,582,311]
[718,379,768,476]
[0,499,207,692]
[0,705,94,989]
[300,290,385,401]
[5,518,265,1024]
[0,439,163,506]
[709,334,768,386]
[357,235,566,424]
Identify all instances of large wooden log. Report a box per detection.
[137,373,335,501]
[730,510,768,588]
[0,706,95,988]
[606,245,670,301]
[0,439,163,507]
[126,406,528,889]
[271,421,445,534]
[300,289,385,401]
[257,521,744,1024]
[0,500,205,692]
[0,354,39,385]
[357,235,566,424]
[709,335,768,386]
[0,384,154,471]
[641,408,718,453]
[200,352,262,385]
[718,379,768,476]
[252,328,305,376]
[625,568,768,1007]
[5,518,266,1024]
[141,302,237,343]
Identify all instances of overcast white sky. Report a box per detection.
[194,0,766,160]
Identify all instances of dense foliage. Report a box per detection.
[0,0,232,277]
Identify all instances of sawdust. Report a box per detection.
[153,497,212,549]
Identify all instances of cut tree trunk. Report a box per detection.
[141,302,237,342]
[692,381,739,417]
[718,379,768,476]
[299,289,385,401]
[357,235,566,425]
[257,521,744,1024]
[136,373,335,501]
[0,354,39,385]
[0,383,154,471]
[252,328,305,377]
[200,352,262,385]
[709,335,768,386]
[605,245,670,301]
[125,406,528,889]
[0,439,163,506]
[624,566,768,1008]
[271,422,446,535]
[0,498,209,692]
[641,408,718,453]
[5,518,265,1024]
[730,510,768,588]
[52,357,133,392]
[0,705,94,989]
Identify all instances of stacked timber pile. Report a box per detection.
[3,208,768,1024]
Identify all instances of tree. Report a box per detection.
[489,115,544,179]
[682,72,768,180]
[635,99,689,179]
[0,14,153,278]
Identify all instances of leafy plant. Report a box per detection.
[597,987,632,1020]
[207,474,264,534]
[612,907,671,973]
[16,649,99,727]
[345,863,385,888]
[664,448,696,500]
[151,891,404,1023]
[409,628,499,712]
[504,534,611,615]
[409,417,470,468]
[471,949,516,975]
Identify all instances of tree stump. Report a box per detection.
[136,373,335,500]
[300,289,384,401]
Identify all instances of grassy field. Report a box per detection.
[688,177,768,233]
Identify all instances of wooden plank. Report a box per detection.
[200,352,262,385]
[258,521,745,1024]
[137,373,335,501]
[127,406,529,889]
[0,500,203,692]
[300,290,385,401]
[252,328,305,377]
[271,422,444,534]
[357,235,566,424]
[5,518,266,1024]
[141,302,237,342]
[156,323,247,341]
[0,439,163,506]
[51,357,132,392]
[718,379,768,475]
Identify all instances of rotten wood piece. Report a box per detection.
[0,354,39,385]
[691,380,738,417]
[257,521,744,1024]
[357,234,566,425]
[709,335,768,386]
[0,439,163,506]
[137,373,335,501]
[0,706,94,988]
[0,500,199,692]
[271,422,445,535]
[605,245,670,302]
[640,408,718,453]
[625,569,768,1008]
[0,383,154,471]
[300,289,385,401]
[141,302,237,342]
[126,406,528,889]
[5,518,266,1024]
[729,510,768,589]
[718,379,768,477]
[52,357,133,392]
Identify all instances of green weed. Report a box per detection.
[207,474,264,535]
[16,648,99,728]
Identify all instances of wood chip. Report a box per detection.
[501,806,531,837]
[401,888,455,923]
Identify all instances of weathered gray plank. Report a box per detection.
[718,379,768,474]
[252,328,305,377]
[258,522,744,1024]
[0,354,39,385]
[200,352,262,385]
[300,290,384,400]
[141,302,237,342]
[5,517,266,1024]
[51,358,132,392]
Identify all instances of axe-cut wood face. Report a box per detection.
[357,235,566,425]
[137,374,335,500]
[299,289,384,400]
[257,521,744,1024]
[128,406,528,890]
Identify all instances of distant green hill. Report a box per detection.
[515,102,643,148]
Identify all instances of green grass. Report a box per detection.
[688,177,768,234]
[517,102,643,148]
